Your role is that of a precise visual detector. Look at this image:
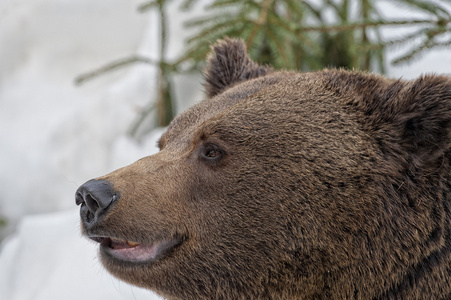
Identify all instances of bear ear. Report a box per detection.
[381,75,451,171]
[203,38,271,98]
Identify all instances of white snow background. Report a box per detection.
[0,0,449,299]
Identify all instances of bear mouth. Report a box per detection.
[90,236,181,263]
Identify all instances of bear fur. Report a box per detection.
[76,38,451,299]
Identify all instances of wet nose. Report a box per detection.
[75,179,119,225]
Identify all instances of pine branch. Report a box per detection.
[264,25,290,67]
[138,0,159,12]
[284,0,307,18]
[208,0,254,9]
[392,37,451,65]
[300,19,442,32]
[391,39,432,65]
[247,0,273,47]
[302,1,322,21]
[179,0,199,10]
[127,103,156,138]
[396,0,450,19]
[185,12,239,27]
[75,56,157,85]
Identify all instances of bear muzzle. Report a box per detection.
[75,179,184,264]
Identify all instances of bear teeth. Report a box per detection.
[109,238,140,248]
[127,240,140,247]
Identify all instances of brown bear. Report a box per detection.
[75,38,451,299]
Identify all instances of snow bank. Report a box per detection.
[0,128,166,300]
[0,209,162,300]
[0,0,151,238]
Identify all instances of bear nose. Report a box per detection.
[75,179,119,225]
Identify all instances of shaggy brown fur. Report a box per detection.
[76,38,451,299]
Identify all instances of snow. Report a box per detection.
[0,0,152,235]
[0,210,161,300]
[0,0,449,299]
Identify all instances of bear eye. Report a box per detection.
[205,148,221,158]
[200,144,225,162]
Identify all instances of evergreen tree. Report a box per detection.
[76,0,450,136]
[179,0,450,72]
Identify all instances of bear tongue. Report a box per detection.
[104,238,167,262]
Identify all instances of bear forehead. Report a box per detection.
[159,72,289,149]
[160,69,370,152]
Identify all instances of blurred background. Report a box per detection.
[0,0,450,299]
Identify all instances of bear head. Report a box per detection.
[76,38,451,299]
